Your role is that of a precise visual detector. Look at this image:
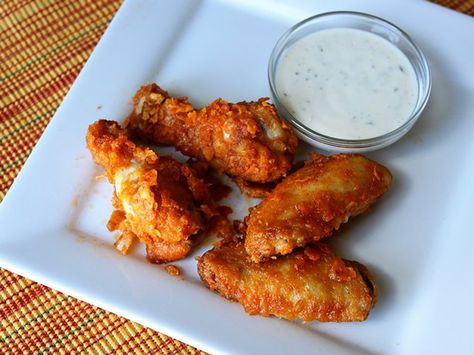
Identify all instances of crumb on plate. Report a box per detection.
[165,264,181,276]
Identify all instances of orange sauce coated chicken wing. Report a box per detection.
[245,153,392,262]
[198,240,377,322]
[124,84,298,185]
[87,120,210,263]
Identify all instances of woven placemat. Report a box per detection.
[0,0,472,353]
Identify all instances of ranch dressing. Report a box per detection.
[276,28,418,140]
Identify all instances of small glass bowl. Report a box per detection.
[268,11,431,153]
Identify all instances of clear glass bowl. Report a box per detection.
[268,11,431,153]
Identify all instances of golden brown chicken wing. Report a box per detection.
[197,239,377,322]
[87,120,211,262]
[244,153,392,263]
[124,84,298,185]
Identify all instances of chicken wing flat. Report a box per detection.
[197,239,377,322]
[245,153,392,262]
[87,120,210,262]
[124,84,298,184]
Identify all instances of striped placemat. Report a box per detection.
[0,0,472,353]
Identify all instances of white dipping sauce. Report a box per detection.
[276,28,418,140]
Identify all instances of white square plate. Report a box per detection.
[1,0,474,353]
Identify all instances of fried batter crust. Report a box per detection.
[87,120,210,262]
[233,177,275,198]
[124,84,298,184]
[146,239,193,264]
[245,153,392,262]
[197,240,377,322]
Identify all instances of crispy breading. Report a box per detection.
[244,153,392,262]
[146,239,193,264]
[87,120,210,262]
[165,265,181,277]
[197,240,377,322]
[124,84,298,184]
[233,177,275,198]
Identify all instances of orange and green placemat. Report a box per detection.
[435,0,474,13]
[0,0,472,353]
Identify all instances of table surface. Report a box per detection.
[1,0,472,353]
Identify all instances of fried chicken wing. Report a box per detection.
[197,240,377,322]
[124,84,298,184]
[87,120,210,262]
[245,153,392,262]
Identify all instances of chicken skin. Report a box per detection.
[245,153,392,263]
[87,120,211,262]
[197,239,377,322]
[124,84,298,185]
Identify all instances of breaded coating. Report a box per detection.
[146,239,193,264]
[87,120,210,262]
[197,240,377,322]
[124,84,298,184]
[233,177,275,198]
[245,153,392,262]
[165,265,181,277]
